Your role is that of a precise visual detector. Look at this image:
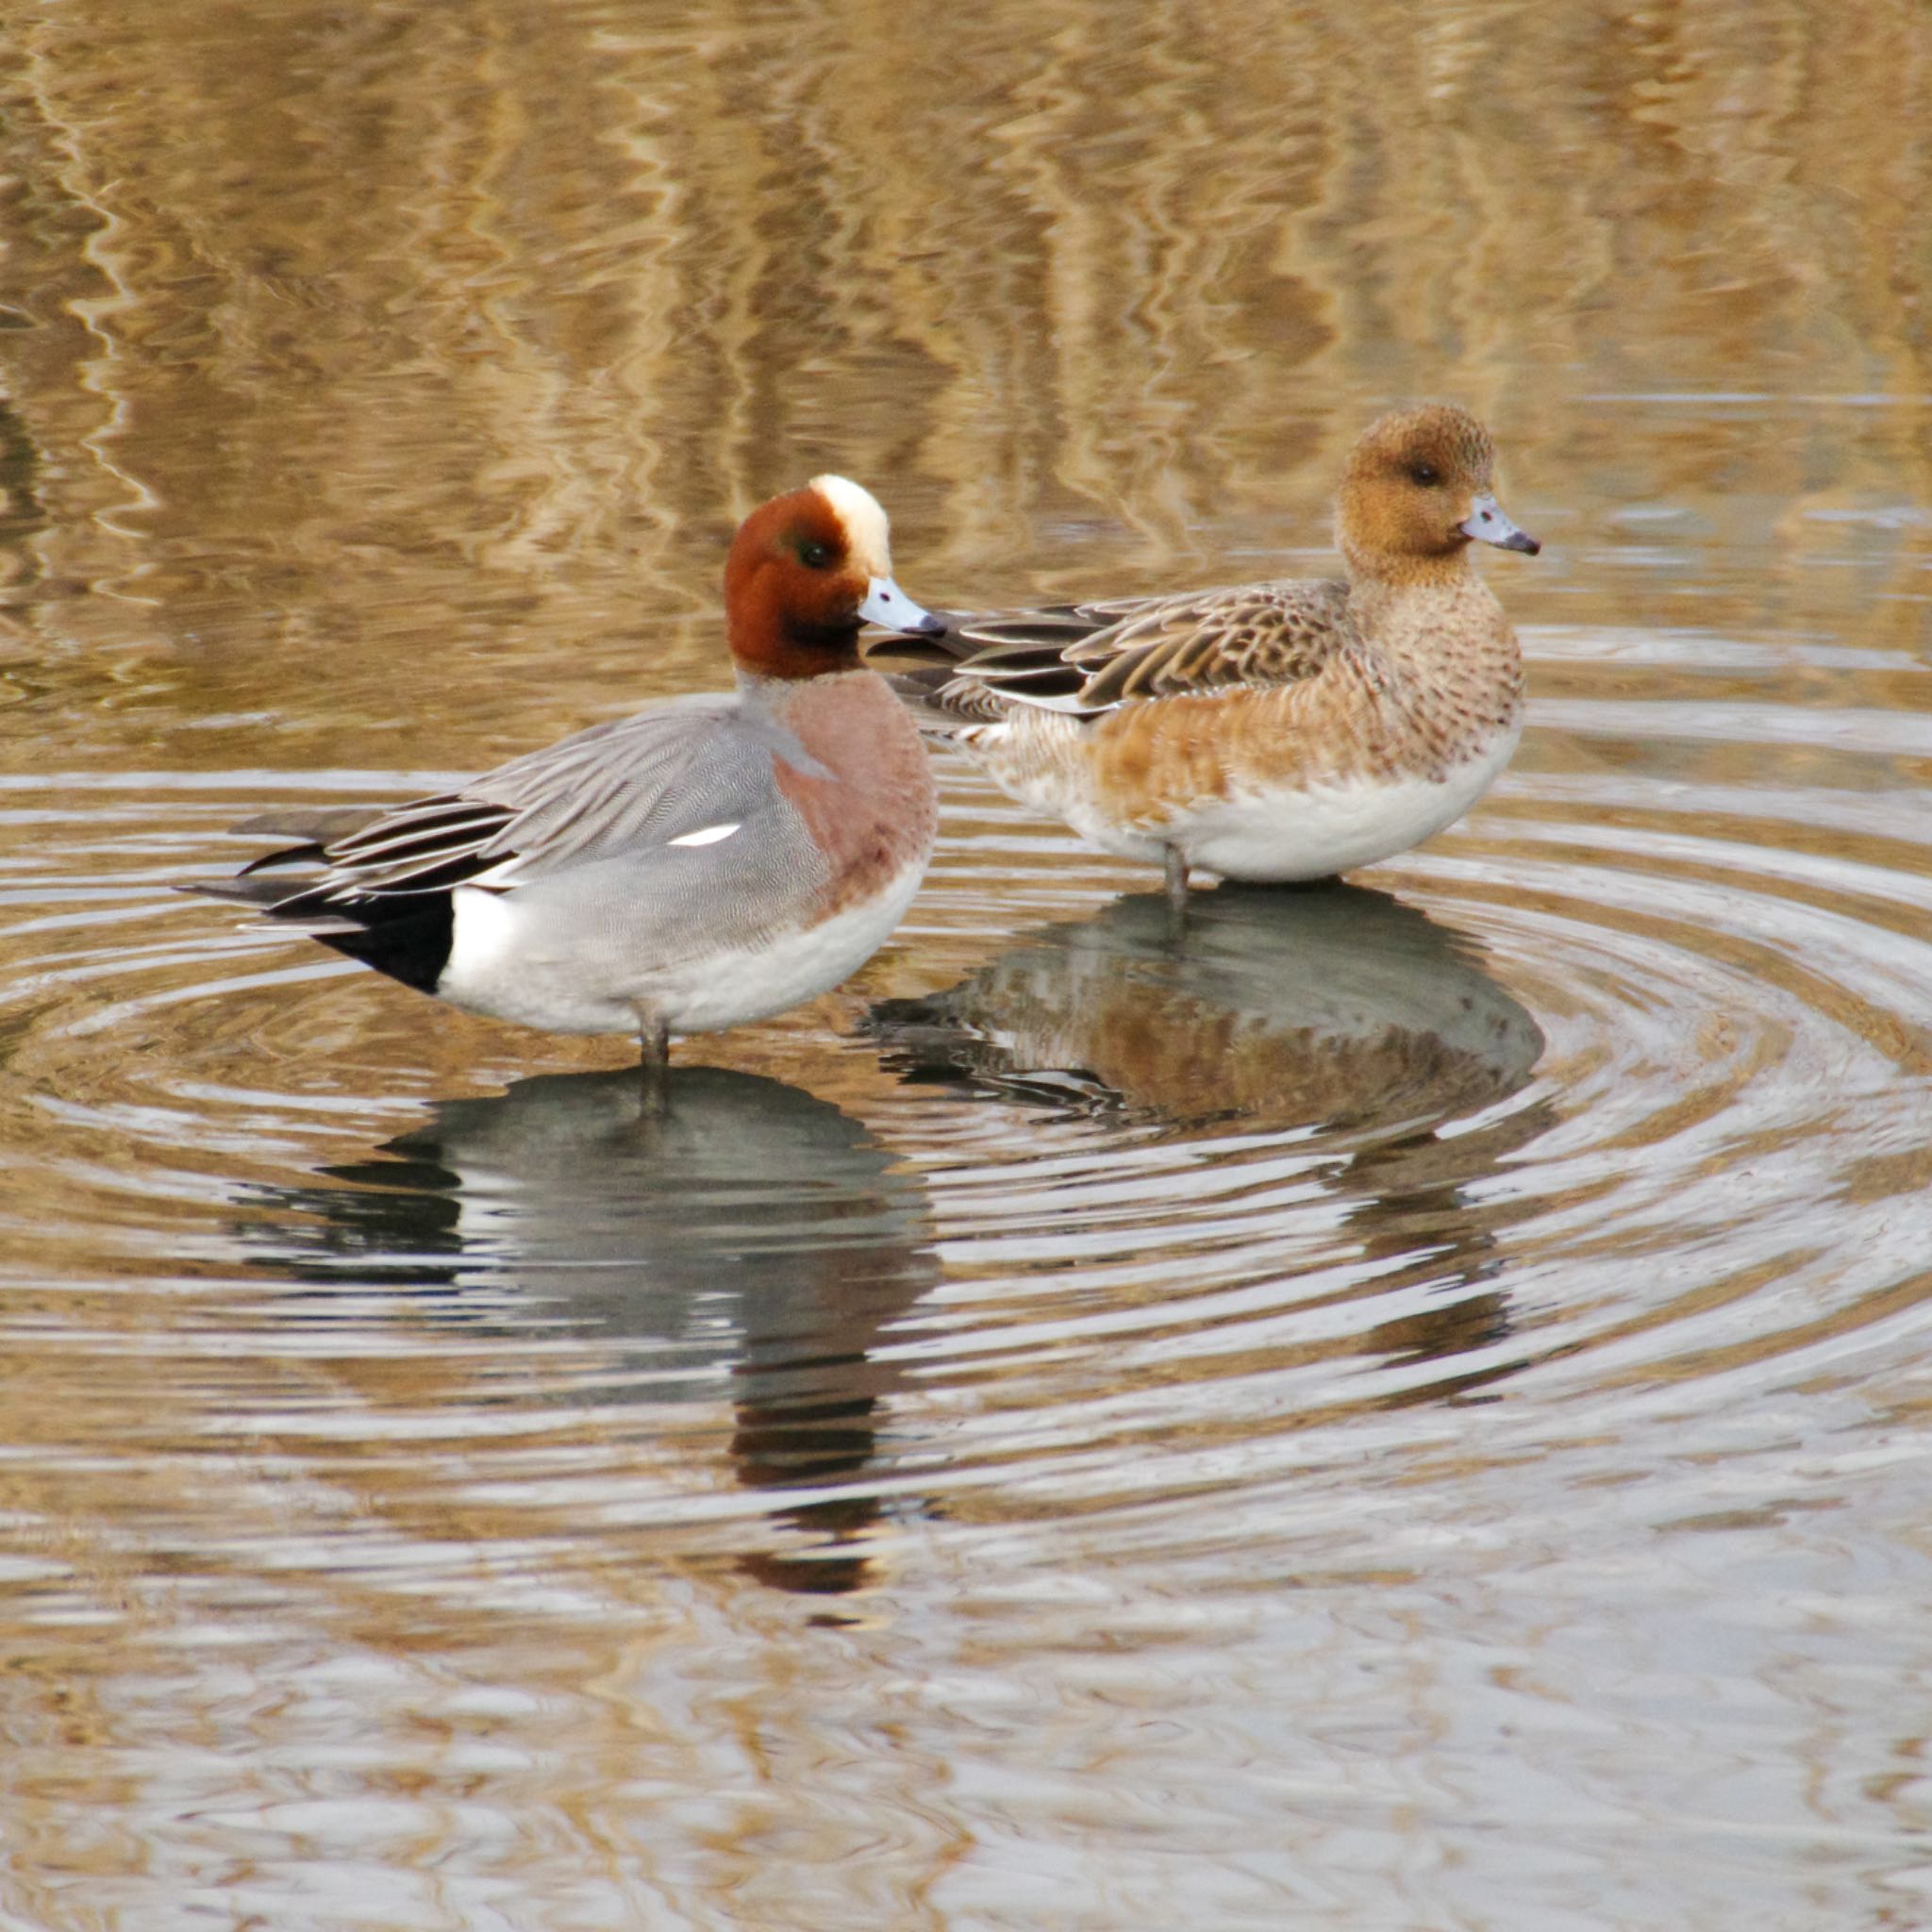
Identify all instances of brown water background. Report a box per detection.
[1,1,1930,1926]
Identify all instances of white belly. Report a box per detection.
[978,713,1521,882]
[1168,724,1521,880]
[439,859,926,1037]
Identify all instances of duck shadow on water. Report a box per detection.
[245,1065,939,1601]
[867,881,1557,1397]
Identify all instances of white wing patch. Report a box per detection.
[667,822,741,849]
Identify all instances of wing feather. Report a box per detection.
[896,580,1354,721]
[216,697,772,915]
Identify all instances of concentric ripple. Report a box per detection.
[3,625,1930,1598]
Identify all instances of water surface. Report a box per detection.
[1,2,1930,1926]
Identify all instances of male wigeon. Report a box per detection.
[879,405,1539,904]
[195,476,942,1068]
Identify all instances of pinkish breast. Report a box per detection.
[771,672,939,913]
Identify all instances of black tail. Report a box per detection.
[184,807,457,997]
[308,897,455,994]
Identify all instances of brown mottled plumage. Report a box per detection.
[876,404,1540,899]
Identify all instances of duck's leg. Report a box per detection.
[1162,846,1191,919]
[634,1004,671,1086]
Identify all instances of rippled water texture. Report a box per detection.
[1,2,1930,1926]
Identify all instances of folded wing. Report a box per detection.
[876,579,1352,723]
[206,698,756,922]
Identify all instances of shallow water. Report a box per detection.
[1,1,1930,1926]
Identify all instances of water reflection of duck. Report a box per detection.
[869,881,1543,1135]
[869,882,1554,1398]
[249,1066,938,1598]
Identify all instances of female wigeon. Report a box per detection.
[881,405,1539,905]
[197,476,942,1068]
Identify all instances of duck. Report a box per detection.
[192,475,943,1069]
[876,405,1539,906]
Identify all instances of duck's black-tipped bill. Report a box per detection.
[858,575,943,634]
[1461,493,1540,556]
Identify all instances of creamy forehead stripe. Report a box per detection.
[809,473,891,577]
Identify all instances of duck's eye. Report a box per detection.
[798,541,834,570]
[1408,462,1441,488]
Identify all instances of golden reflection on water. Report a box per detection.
[0,0,1930,1925]
[5,0,1929,719]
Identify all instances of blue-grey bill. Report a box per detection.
[858,575,943,634]
[1461,493,1541,555]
